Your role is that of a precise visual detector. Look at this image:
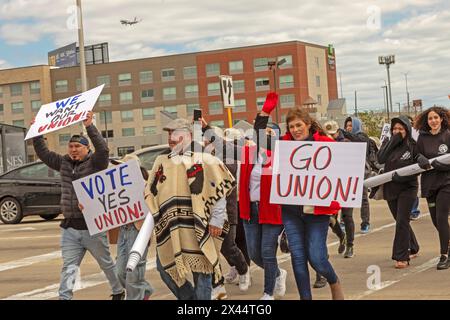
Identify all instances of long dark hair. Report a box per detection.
[286,107,325,135]
[414,106,450,132]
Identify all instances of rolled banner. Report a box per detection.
[364,153,450,188]
[126,211,155,272]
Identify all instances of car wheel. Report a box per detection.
[40,214,60,221]
[0,197,23,224]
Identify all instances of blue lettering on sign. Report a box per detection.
[120,164,132,186]
[81,179,94,200]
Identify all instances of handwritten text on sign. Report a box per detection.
[25,84,104,140]
[73,159,149,235]
[270,141,367,208]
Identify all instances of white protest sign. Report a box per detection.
[270,141,367,208]
[219,75,235,107]
[25,84,105,140]
[380,123,391,144]
[73,159,149,235]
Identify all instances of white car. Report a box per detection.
[124,144,170,171]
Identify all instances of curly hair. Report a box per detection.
[286,107,326,135]
[414,106,450,131]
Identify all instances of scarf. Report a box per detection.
[145,150,235,286]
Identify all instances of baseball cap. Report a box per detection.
[69,135,89,146]
[163,118,192,132]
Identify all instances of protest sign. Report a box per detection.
[73,159,149,235]
[380,123,391,144]
[270,141,367,208]
[25,84,104,140]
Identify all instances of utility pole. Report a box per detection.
[379,55,395,117]
[339,72,343,98]
[354,90,358,116]
[382,85,389,120]
[403,72,410,116]
[397,102,401,115]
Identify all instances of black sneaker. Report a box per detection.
[313,275,327,289]
[344,245,354,258]
[111,291,125,300]
[338,233,347,255]
[436,255,450,270]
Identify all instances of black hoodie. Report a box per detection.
[377,115,418,200]
[416,127,450,197]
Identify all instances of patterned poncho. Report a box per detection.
[145,149,235,286]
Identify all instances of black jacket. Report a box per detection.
[377,116,418,200]
[416,128,450,197]
[33,124,109,229]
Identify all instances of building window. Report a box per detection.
[98,111,112,124]
[55,80,68,93]
[255,77,270,91]
[186,103,199,116]
[98,94,112,106]
[121,110,134,122]
[101,130,114,138]
[122,128,135,137]
[208,101,223,115]
[120,91,133,104]
[12,119,25,127]
[30,82,40,95]
[280,94,295,108]
[10,84,23,96]
[316,76,321,87]
[183,66,197,79]
[206,63,220,77]
[256,97,266,111]
[210,120,224,128]
[164,106,178,116]
[278,55,293,68]
[118,73,132,86]
[253,58,269,71]
[161,68,175,81]
[143,126,157,136]
[233,99,246,113]
[233,80,245,93]
[142,107,155,120]
[118,146,135,157]
[163,87,176,100]
[76,78,90,91]
[141,89,154,102]
[317,94,322,105]
[315,57,320,68]
[281,114,287,122]
[140,71,153,84]
[11,102,24,114]
[31,100,41,111]
[208,82,220,96]
[0,86,3,97]
[229,60,243,74]
[0,104,3,113]
[97,75,110,87]
[59,134,71,145]
[185,85,199,98]
[279,75,294,88]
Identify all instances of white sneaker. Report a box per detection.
[260,293,274,300]
[274,268,287,299]
[211,285,227,300]
[238,271,251,292]
[224,266,238,284]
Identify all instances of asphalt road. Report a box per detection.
[1,199,449,300]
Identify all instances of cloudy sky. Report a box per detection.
[0,0,449,112]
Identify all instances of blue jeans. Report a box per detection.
[243,202,283,296]
[411,197,420,214]
[282,207,338,300]
[156,255,212,300]
[59,227,123,300]
[116,224,153,300]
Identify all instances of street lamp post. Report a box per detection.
[76,0,89,133]
[379,55,395,118]
[268,58,286,124]
[397,102,401,115]
[382,85,389,120]
[403,72,410,116]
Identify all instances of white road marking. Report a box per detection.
[0,227,36,232]
[0,235,60,241]
[0,251,61,272]
[1,213,431,300]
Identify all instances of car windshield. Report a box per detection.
[138,148,168,170]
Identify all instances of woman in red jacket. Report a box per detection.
[254,104,344,300]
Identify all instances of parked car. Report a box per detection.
[0,161,61,224]
[126,144,170,171]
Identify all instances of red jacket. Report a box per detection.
[282,131,341,215]
[239,145,282,225]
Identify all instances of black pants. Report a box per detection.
[426,185,450,255]
[387,194,420,261]
[235,216,251,266]
[329,215,344,239]
[341,208,355,246]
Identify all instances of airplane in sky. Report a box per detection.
[120,17,142,26]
